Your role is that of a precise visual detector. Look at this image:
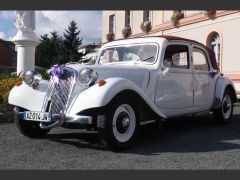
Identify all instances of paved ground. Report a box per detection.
[1,104,240,170]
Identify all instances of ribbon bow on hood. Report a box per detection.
[51,64,62,84]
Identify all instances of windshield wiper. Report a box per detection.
[138,56,154,62]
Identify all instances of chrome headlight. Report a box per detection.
[79,68,98,85]
[24,71,42,87]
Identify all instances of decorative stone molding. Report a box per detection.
[130,11,240,38]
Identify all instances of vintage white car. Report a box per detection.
[8,36,237,150]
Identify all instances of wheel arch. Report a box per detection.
[212,76,237,109]
[225,84,237,103]
[78,89,161,123]
[107,89,161,122]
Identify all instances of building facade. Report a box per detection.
[0,39,17,74]
[0,39,16,66]
[102,10,240,97]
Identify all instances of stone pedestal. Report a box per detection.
[12,11,39,76]
[13,31,39,75]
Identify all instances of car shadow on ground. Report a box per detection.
[129,113,240,155]
[43,132,106,151]
[42,107,240,155]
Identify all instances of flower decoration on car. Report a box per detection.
[51,64,62,85]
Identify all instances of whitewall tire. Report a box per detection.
[213,89,234,123]
[97,100,139,151]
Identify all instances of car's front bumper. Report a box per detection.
[14,107,93,129]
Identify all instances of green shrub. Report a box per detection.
[106,32,115,42]
[0,76,22,112]
[38,69,50,80]
[122,27,132,38]
[171,10,184,22]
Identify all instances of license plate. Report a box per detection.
[23,111,51,122]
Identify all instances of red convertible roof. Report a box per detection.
[159,35,219,70]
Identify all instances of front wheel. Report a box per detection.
[213,89,234,123]
[97,102,139,151]
[15,107,50,138]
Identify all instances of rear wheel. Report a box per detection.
[15,107,50,138]
[213,89,234,124]
[97,101,139,151]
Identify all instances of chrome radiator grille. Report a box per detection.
[42,67,76,114]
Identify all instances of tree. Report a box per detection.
[35,34,52,68]
[63,20,83,62]
[50,31,68,65]
[35,31,68,68]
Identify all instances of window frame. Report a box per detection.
[191,45,212,72]
[210,33,220,66]
[97,42,160,65]
[125,10,131,27]
[162,43,191,70]
[109,14,115,33]
[143,10,151,22]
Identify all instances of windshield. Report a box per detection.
[98,43,158,64]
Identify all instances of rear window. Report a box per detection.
[192,47,209,71]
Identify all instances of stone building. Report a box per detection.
[102,10,240,98]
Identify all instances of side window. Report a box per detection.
[192,47,209,71]
[164,45,189,69]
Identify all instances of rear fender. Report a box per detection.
[212,76,237,109]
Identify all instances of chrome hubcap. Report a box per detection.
[122,117,130,128]
[222,95,232,119]
[112,104,136,143]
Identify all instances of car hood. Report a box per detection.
[66,63,150,90]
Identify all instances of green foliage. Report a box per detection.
[36,21,83,68]
[122,27,132,38]
[140,21,152,33]
[63,20,83,62]
[36,31,68,69]
[106,32,115,42]
[0,76,22,112]
[171,10,184,21]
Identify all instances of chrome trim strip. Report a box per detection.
[38,114,93,129]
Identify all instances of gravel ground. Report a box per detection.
[1,104,240,170]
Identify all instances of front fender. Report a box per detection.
[68,78,166,118]
[8,80,49,111]
[212,76,237,109]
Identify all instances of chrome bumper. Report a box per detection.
[14,108,93,129]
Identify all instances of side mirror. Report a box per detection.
[163,59,172,68]
[163,59,169,66]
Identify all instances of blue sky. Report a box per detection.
[0,11,102,45]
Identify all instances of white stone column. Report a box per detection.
[12,11,39,76]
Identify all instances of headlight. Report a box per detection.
[24,71,42,87]
[79,68,98,85]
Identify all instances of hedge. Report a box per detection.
[0,76,22,112]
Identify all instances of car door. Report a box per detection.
[155,43,193,109]
[192,45,212,107]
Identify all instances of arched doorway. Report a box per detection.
[206,32,221,68]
